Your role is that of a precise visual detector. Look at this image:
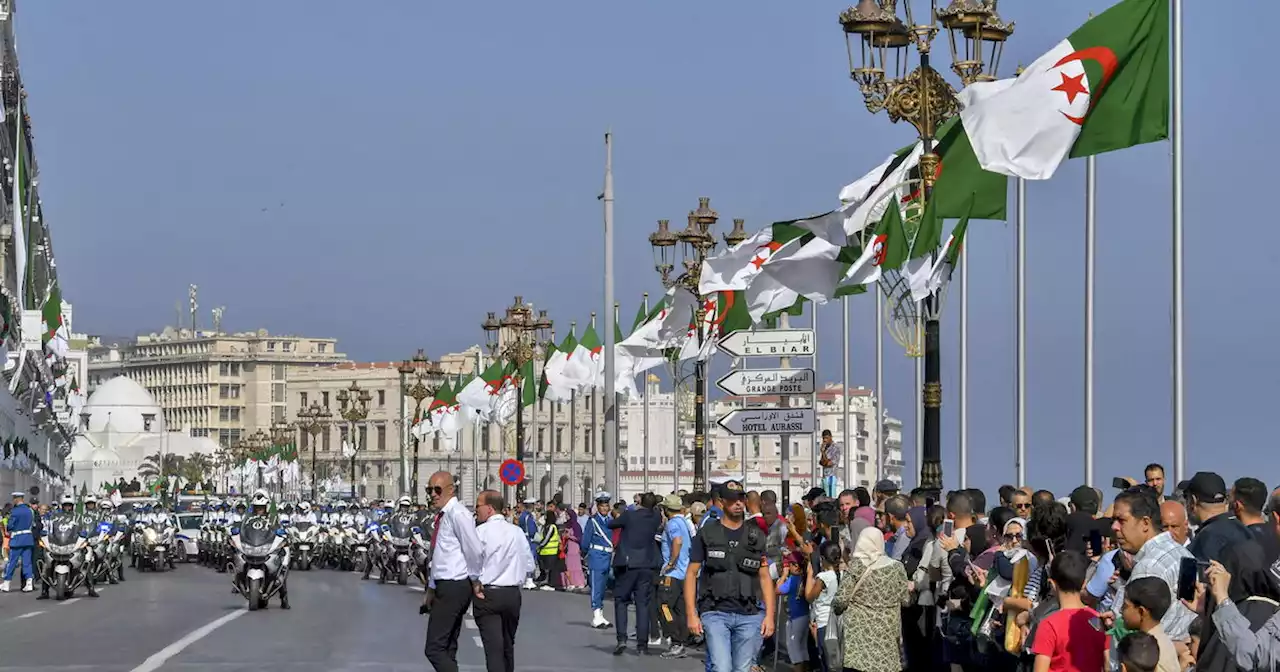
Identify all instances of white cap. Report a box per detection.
[594,491,612,503]
[523,498,538,505]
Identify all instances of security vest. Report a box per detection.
[698,519,766,610]
[537,525,560,557]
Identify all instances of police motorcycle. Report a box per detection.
[287,507,319,571]
[374,497,417,585]
[40,496,96,601]
[89,499,127,585]
[214,501,246,573]
[134,504,177,572]
[410,505,437,586]
[230,491,290,611]
[197,501,220,565]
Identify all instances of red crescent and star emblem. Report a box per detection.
[1050,46,1119,126]
[870,234,889,266]
[749,241,784,269]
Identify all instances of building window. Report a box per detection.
[300,431,309,451]
[482,427,490,455]
[432,434,441,453]
[272,384,285,403]
[323,429,331,452]
[377,390,385,407]
[377,484,385,499]
[729,441,736,457]
[358,425,367,450]
[219,363,229,376]
[273,364,285,381]
[273,406,285,423]
[339,425,349,446]
[377,424,386,451]
[283,342,293,352]
[555,428,563,453]
[322,391,330,408]
[228,429,241,445]
[230,363,240,376]
[218,429,231,446]
[219,407,229,421]
[318,343,327,353]
[537,428,545,455]
[267,341,276,352]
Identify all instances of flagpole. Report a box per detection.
[842,297,851,493]
[602,130,619,500]
[1171,0,1185,484]
[570,389,578,502]
[875,291,884,483]
[671,362,680,495]
[959,227,968,489]
[810,304,819,490]
[1016,177,1027,488]
[547,330,557,502]
[472,350,481,499]
[642,293,651,495]
[914,332,922,489]
[1085,156,1096,488]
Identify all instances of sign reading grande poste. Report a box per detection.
[715,368,816,396]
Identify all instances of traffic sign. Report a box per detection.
[717,329,815,358]
[498,459,525,486]
[716,368,816,396]
[717,408,816,435]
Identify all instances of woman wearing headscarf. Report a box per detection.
[832,526,910,672]
[900,506,933,672]
[562,508,586,591]
[1199,538,1280,671]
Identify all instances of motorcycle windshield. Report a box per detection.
[293,521,313,532]
[389,517,414,538]
[49,518,80,545]
[240,517,275,547]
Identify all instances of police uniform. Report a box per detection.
[580,492,615,629]
[689,479,773,671]
[517,498,539,588]
[1,493,35,592]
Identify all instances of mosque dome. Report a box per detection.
[81,376,164,434]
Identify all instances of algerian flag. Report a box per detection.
[42,284,69,359]
[958,0,1168,180]
[922,206,972,298]
[520,359,537,408]
[458,360,505,421]
[538,340,568,403]
[11,102,26,315]
[699,222,807,295]
[841,197,910,289]
[616,295,663,399]
[564,319,602,390]
[544,327,578,394]
[904,199,945,301]
[426,377,454,433]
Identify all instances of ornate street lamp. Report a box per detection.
[295,401,332,501]
[840,0,1013,496]
[648,198,742,492]
[245,429,272,491]
[337,381,373,501]
[398,349,438,502]
[270,421,294,498]
[482,297,552,501]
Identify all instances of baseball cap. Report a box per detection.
[874,479,899,494]
[1187,472,1228,504]
[661,494,684,510]
[716,479,747,501]
[1069,485,1100,512]
[803,487,825,502]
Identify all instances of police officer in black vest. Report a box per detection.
[683,479,776,671]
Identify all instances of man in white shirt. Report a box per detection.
[423,471,483,672]
[473,490,534,672]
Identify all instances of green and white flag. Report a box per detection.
[457,359,505,422]
[543,327,577,396]
[958,0,1168,179]
[11,101,26,314]
[841,198,910,289]
[564,319,601,390]
[42,283,69,359]
[919,205,972,299]
[698,221,817,295]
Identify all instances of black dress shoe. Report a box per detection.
[612,644,626,656]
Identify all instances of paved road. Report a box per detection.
[0,562,719,672]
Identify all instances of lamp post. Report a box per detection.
[295,401,332,501]
[244,429,272,492]
[839,0,1013,496]
[649,199,746,493]
[398,350,436,502]
[337,381,373,501]
[481,297,552,503]
[270,421,294,498]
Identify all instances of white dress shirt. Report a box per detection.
[430,497,483,585]
[476,515,536,587]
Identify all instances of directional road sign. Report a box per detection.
[717,408,816,435]
[716,368,816,396]
[717,329,815,358]
[498,459,525,486]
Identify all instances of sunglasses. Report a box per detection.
[1013,503,1031,509]
[428,486,445,495]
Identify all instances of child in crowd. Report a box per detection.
[1030,550,1109,672]
[1119,577,1181,672]
[805,541,841,672]
[1118,632,1161,672]
[776,552,811,672]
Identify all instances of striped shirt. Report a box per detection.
[1114,531,1196,640]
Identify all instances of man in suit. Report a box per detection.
[607,491,662,656]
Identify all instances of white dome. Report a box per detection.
[82,376,164,433]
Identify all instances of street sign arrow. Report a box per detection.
[717,408,816,435]
[716,368,816,396]
[717,329,815,358]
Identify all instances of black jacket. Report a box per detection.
[607,507,661,569]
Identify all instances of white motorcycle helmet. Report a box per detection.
[60,494,75,505]
[298,502,312,513]
[250,492,271,511]
[84,494,98,505]
[100,499,114,511]
[397,496,412,510]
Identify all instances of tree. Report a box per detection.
[137,452,185,484]
[180,452,213,488]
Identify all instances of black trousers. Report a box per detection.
[656,575,688,645]
[612,566,654,646]
[473,585,522,672]
[424,579,474,672]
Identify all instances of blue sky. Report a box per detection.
[16,1,1274,498]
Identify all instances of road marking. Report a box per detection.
[472,636,483,647]
[129,608,247,672]
[10,610,45,620]
[61,598,81,606]
[464,617,477,630]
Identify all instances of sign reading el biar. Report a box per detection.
[716,329,815,358]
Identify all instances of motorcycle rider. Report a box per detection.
[76,495,103,590]
[97,499,127,583]
[229,500,246,526]
[279,503,293,526]
[43,495,97,599]
[293,502,317,525]
[336,502,353,528]
[235,490,289,609]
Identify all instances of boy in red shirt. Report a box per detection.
[1031,550,1110,672]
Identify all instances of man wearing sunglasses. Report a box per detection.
[423,472,483,672]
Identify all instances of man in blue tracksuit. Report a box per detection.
[2,491,35,592]
[581,491,615,629]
